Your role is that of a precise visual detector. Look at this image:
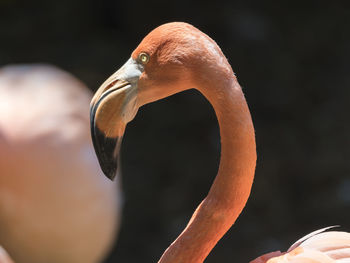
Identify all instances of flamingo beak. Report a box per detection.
[90,58,143,180]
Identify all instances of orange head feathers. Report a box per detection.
[90,22,239,179]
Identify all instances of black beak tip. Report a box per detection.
[101,160,118,181]
[90,123,122,181]
[94,136,120,181]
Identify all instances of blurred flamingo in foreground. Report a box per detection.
[90,22,350,262]
[0,64,120,263]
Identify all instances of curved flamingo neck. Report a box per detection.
[158,71,257,263]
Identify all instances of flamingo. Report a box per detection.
[0,64,120,263]
[89,22,350,263]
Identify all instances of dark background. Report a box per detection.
[1,0,350,262]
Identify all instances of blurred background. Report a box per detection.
[1,0,349,262]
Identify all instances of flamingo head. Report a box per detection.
[90,22,229,179]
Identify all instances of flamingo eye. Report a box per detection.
[138,52,150,64]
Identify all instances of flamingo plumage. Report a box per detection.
[89,22,350,263]
[251,227,350,263]
[0,64,120,263]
